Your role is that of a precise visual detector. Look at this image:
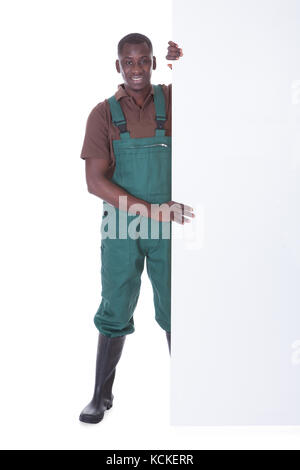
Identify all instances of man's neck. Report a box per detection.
[123,83,152,108]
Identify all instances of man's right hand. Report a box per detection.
[152,201,195,224]
[85,159,195,225]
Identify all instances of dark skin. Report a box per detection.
[85,40,194,224]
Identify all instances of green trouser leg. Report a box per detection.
[146,237,171,333]
[94,231,171,337]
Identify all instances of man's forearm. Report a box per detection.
[87,176,153,218]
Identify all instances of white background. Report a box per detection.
[0,0,300,450]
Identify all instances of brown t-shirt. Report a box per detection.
[80,83,172,178]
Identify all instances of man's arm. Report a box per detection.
[85,157,153,218]
[85,158,194,224]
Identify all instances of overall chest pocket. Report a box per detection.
[112,142,171,201]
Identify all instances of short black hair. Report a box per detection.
[118,33,153,57]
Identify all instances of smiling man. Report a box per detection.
[79,33,194,424]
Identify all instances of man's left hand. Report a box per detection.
[166,41,183,69]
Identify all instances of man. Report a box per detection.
[79,33,194,424]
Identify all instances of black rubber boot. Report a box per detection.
[79,332,126,424]
[166,331,171,355]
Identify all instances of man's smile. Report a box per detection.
[130,76,144,82]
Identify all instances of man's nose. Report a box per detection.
[132,63,143,74]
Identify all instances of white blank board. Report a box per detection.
[171,0,300,425]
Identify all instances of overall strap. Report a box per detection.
[153,84,167,133]
[108,95,129,136]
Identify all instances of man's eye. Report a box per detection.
[125,61,132,65]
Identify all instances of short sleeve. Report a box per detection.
[80,101,111,161]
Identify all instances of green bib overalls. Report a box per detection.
[94,84,172,338]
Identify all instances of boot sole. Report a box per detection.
[79,413,105,424]
[79,402,113,424]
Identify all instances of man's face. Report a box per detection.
[116,42,156,91]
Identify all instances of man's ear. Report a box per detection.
[115,59,121,73]
[152,56,157,70]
